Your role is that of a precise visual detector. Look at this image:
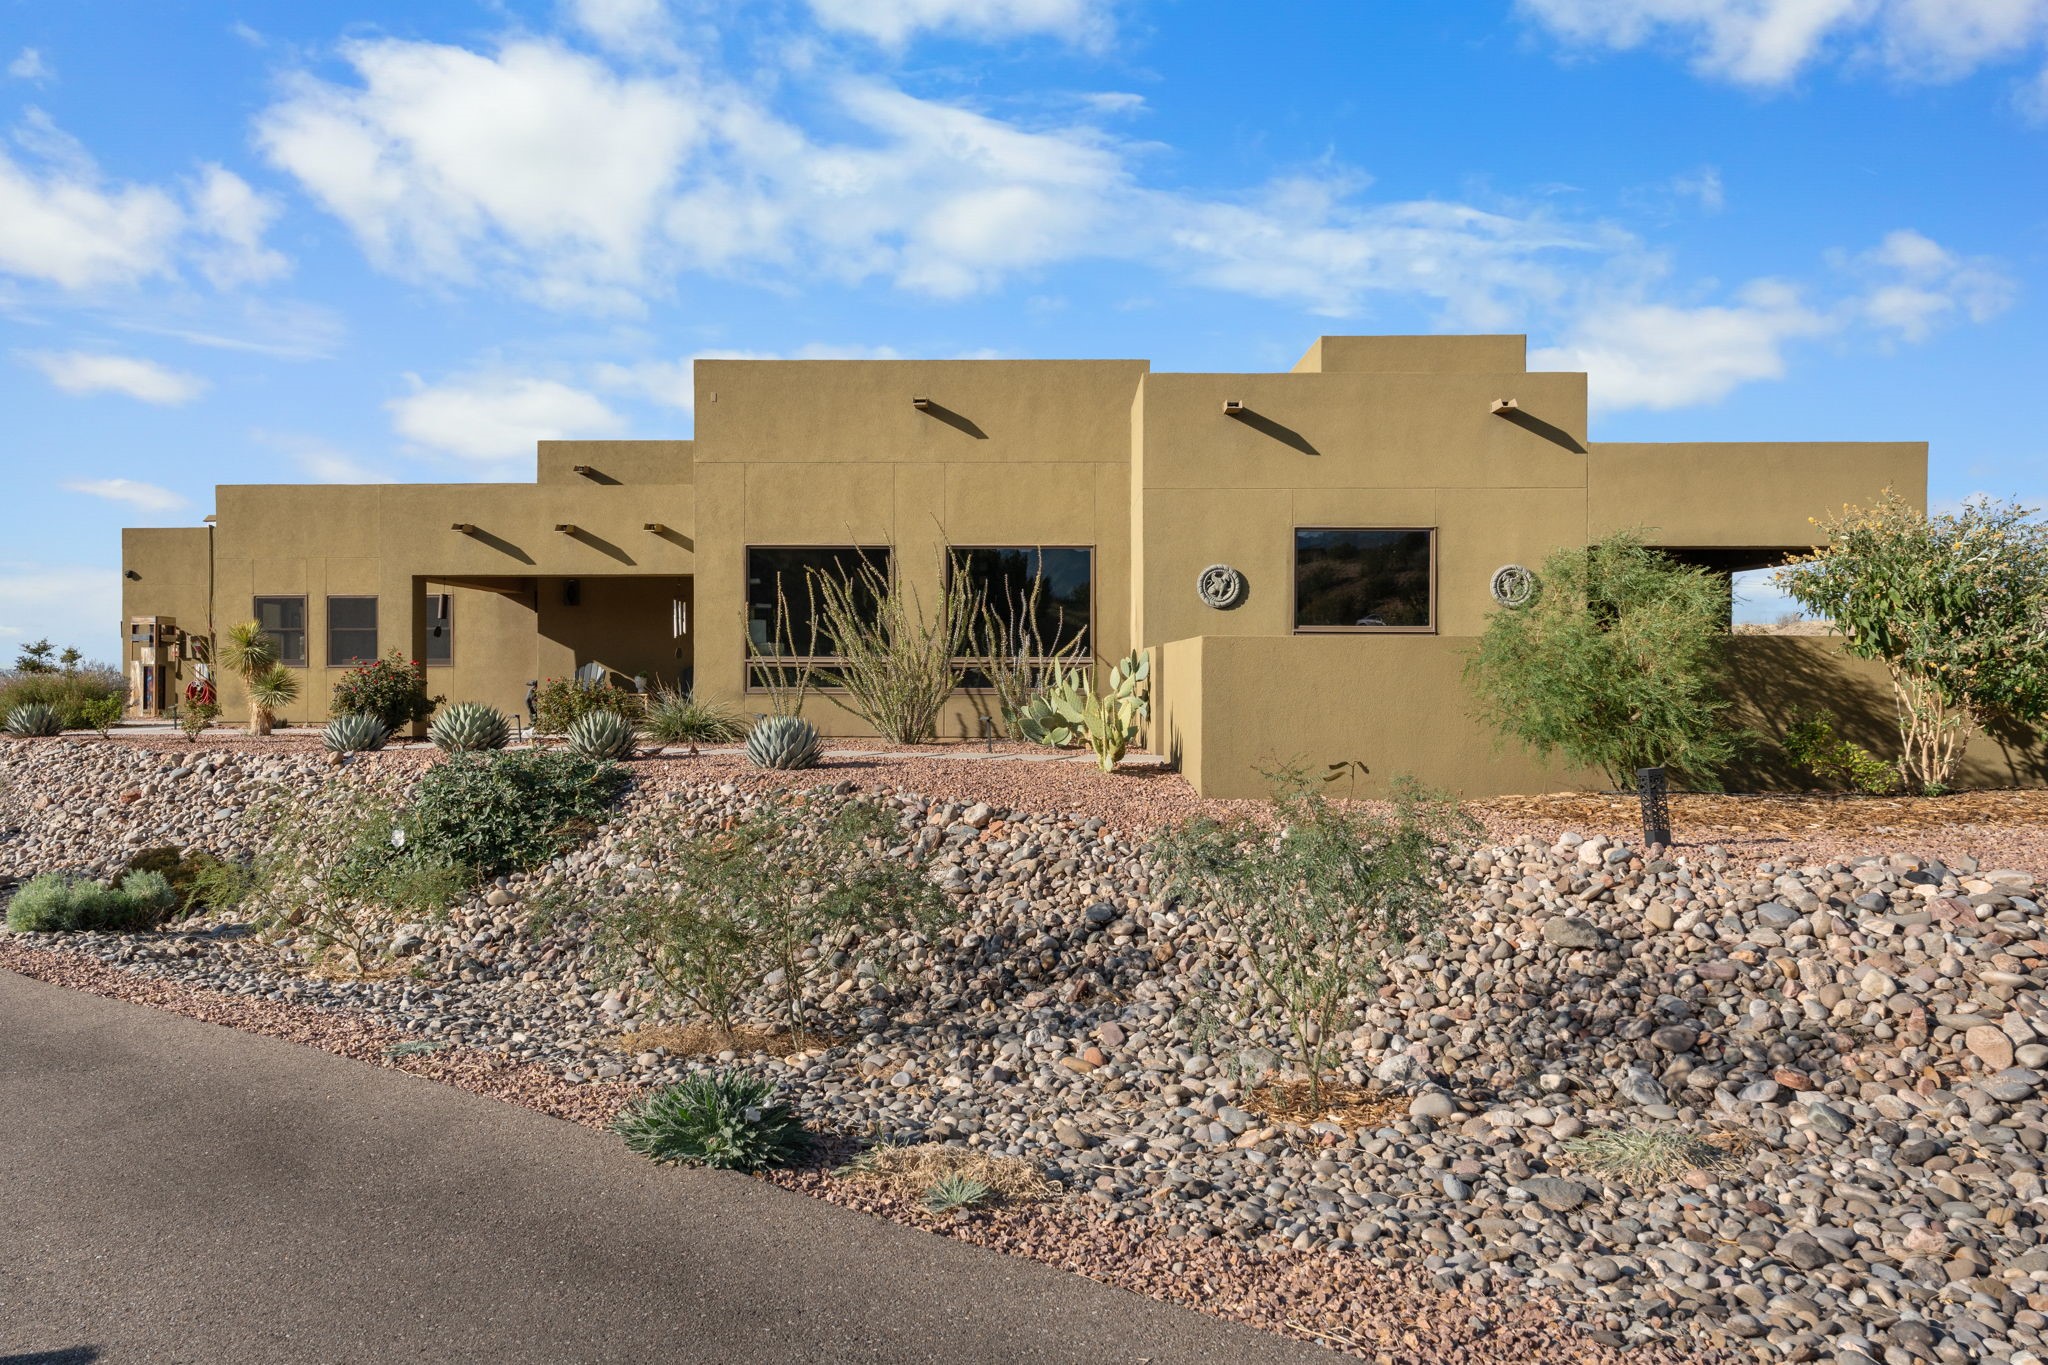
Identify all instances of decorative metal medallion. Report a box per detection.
[1490,563,1536,609]
[1197,563,1247,610]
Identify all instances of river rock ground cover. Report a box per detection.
[7,737,2048,1365]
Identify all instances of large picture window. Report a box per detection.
[745,547,890,686]
[326,595,379,664]
[253,596,306,667]
[950,546,1092,680]
[1293,528,1434,632]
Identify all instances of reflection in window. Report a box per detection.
[425,593,453,665]
[951,547,1091,658]
[745,547,890,685]
[1293,529,1433,630]
[253,596,306,667]
[326,595,379,664]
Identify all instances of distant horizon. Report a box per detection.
[5,0,2044,647]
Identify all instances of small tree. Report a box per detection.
[1465,532,1737,789]
[216,621,299,735]
[1776,492,2048,793]
[1157,769,1475,1109]
[811,552,978,743]
[13,639,57,674]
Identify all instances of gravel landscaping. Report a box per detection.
[9,735,2048,1365]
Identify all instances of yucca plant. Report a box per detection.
[612,1071,808,1171]
[323,712,390,753]
[216,620,292,735]
[4,702,62,737]
[745,714,822,770]
[566,708,637,761]
[922,1173,994,1214]
[428,700,512,753]
[643,687,745,754]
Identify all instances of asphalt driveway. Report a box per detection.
[0,968,1332,1365]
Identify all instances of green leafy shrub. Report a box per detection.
[566,709,638,761]
[1777,492,2048,793]
[1783,711,1898,795]
[0,663,124,729]
[178,701,219,741]
[595,794,956,1046]
[1465,532,1737,789]
[427,700,511,753]
[643,688,744,751]
[408,750,629,878]
[5,872,171,932]
[121,846,235,916]
[330,651,440,729]
[612,1071,808,1171]
[4,702,61,737]
[533,677,642,734]
[1157,767,1477,1109]
[78,694,124,736]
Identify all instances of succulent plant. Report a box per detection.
[1017,650,1150,773]
[3,702,62,737]
[566,708,637,761]
[745,713,822,770]
[323,711,390,753]
[428,700,512,753]
[612,1071,808,1171]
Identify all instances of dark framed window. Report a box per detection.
[745,546,890,687]
[425,593,453,666]
[326,595,379,664]
[253,596,307,667]
[1293,528,1434,632]
[949,546,1092,683]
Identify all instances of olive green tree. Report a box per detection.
[1775,492,2048,793]
[1465,532,1737,789]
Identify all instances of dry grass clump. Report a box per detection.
[837,1142,1059,1208]
[1561,1125,1750,1187]
[1250,1078,1407,1130]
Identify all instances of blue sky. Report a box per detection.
[4,0,2046,654]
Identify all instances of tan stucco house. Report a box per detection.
[122,332,2024,798]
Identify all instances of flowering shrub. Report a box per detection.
[330,651,441,728]
[534,676,642,734]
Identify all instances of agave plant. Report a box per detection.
[612,1071,808,1171]
[428,700,512,753]
[566,708,637,761]
[323,711,390,753]
[3,702,62,737]
[745,714,822,770]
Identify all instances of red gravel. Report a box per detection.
[0,938,1721,1364]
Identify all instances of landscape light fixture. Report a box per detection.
[451,522,477,534]
[911,396,932,410]
[1222,399,1245,416]
[1491,398,1520,414]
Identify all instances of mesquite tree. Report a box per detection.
[1776,492,2048,793]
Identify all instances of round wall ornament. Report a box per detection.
[1197,563,1246,610]
[1490,563,1537,608]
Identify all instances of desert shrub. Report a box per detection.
[1465,532,1737,789]
[0,663,124,730]
[533,677,642,734]
[1157,767,1476,1108]
[330,651,440,729]
[5,872,168,932]
[78,695,124,736]
[1783,711,1898,795]
[811,551,977,744]
[1777,492,2048,793]
[643,687,745,751]
[1563,1126,1741,1187]
[612,1071,808,1170]
[408,750,629,878]
[595,793,956,1046]
[178,701,219,741]
[121,846,234,916]
[968,552,1088,740]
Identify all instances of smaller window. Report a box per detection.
[1293,528,1434,632]
[253,596,307,667]
[327,596,379,665]
[425,593,453,666]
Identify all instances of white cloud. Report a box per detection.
[256,39,702,309]
[1520,0,2048,98]
[21,350,208,404]
[1671,165,1724,211]
[0,563,118,646]
[250,429,390,483]
[389,372,626,462]
[8,48,51,82]
[564,0,680,55]
[61,477,189,511]
[806,0,1114,47]
[1843,228,2015,342]
[0,109,287,291]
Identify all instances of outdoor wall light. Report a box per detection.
[554,523,579,534]
[911,396,932,410]
[1491,398,1521,414]
[451,523,478,534]
[1223,399,1246,416]
[125,569,141,580]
